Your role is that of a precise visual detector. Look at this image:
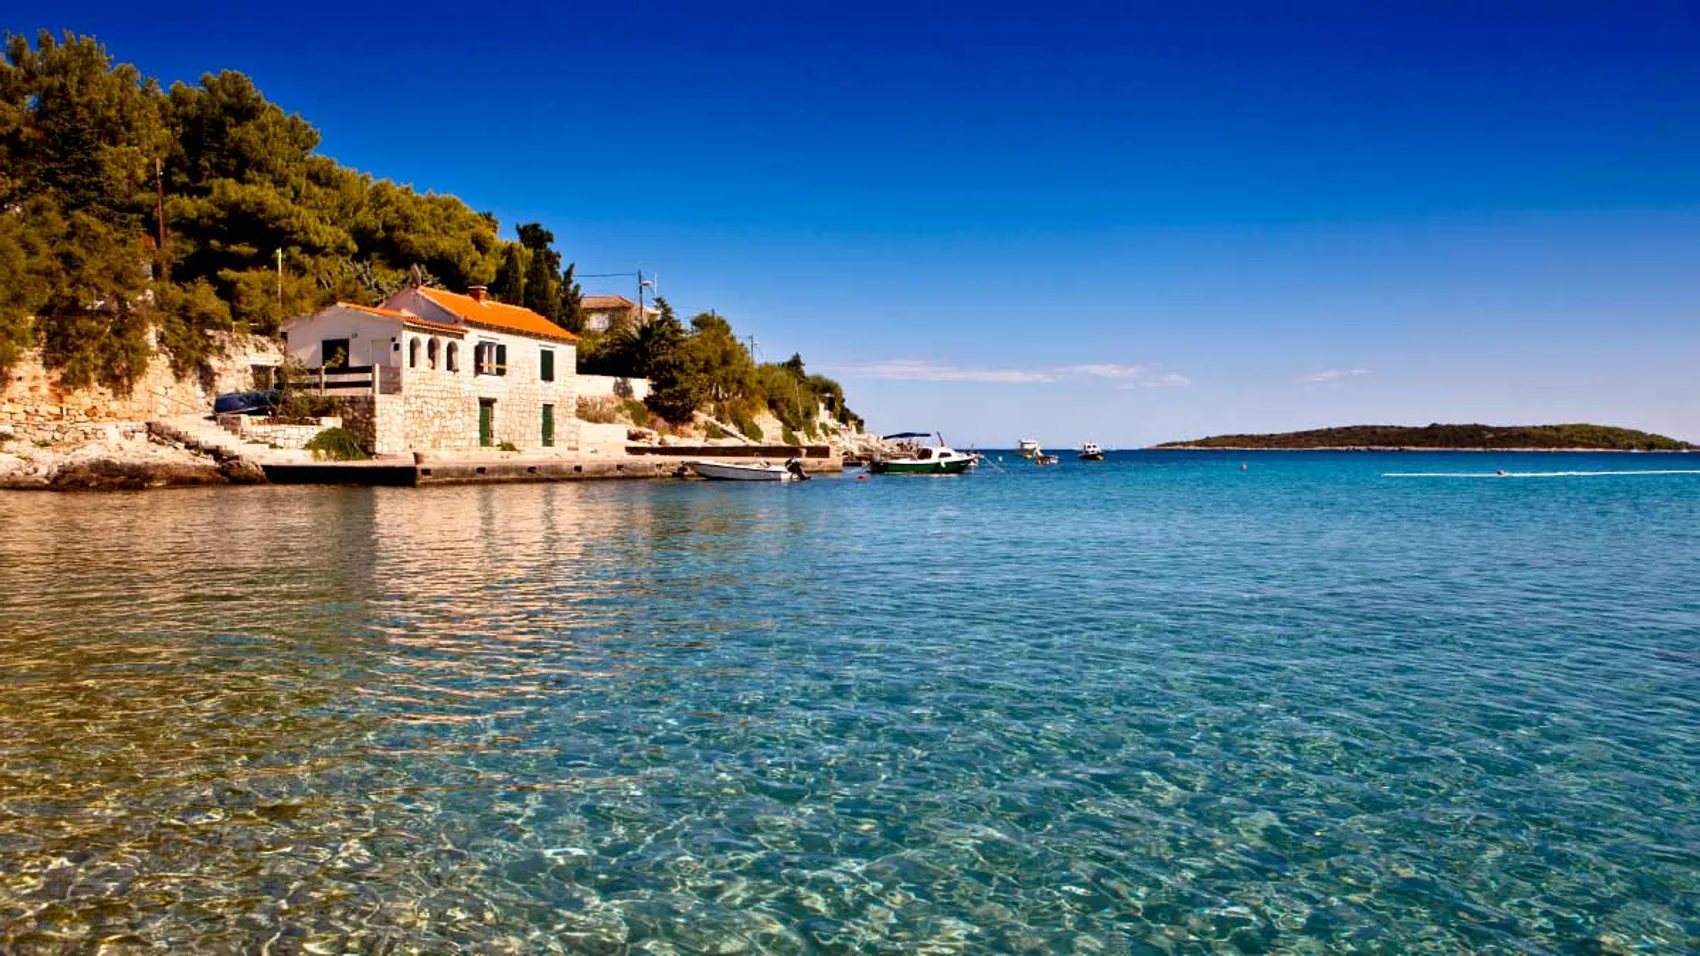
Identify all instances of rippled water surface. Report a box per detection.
[1,451,1696,953]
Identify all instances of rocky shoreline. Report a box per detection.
[0,424,266,491]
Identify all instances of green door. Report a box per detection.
[541,404,554,447]
[479,399,494,447]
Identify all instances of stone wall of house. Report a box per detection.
[575,374,650,402]
[335,395,409,456]
[395,337,578,452]
[401,366,478,450]
[0,332,283,446]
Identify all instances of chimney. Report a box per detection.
[467,285,488,304]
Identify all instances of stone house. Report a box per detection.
[580,294,659,333]
[280,286,579,455]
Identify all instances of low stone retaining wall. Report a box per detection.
[0,420,149,448]
[216,414,341,450]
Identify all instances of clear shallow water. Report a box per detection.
[0,451,1696,953]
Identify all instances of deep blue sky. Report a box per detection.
[30,1,1700,444]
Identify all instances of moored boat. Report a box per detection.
[1035,453,1059,465]
[1017,438,1040,459]
[686,459,809,482]
[1079,442,1104,461]
[869,433,975,474]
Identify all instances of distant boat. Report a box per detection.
[1017,438,1040,459]
[1035,453,1059,466]
[1079,442,1104,461]
[687,459,808,482]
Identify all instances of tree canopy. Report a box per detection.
[0,30,503,384]
[0,29,859,433]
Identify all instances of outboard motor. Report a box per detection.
[785,457,810,481]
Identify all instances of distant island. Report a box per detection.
[1157,423,1694,451]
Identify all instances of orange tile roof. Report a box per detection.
[400,316,467,336]
[336,301,464,335]
[417,288,578,342]
[336,301,413,320]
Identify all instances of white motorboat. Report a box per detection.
[686,459,809,482]
[1017,438,1041,459]
[1079,442,1104,461]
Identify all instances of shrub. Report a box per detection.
[305,427,368,461]
[622,398,651,427]
[498,441,519,452]
[781,425,799,446]
[704,421,728,440]
[576,395,621,423]
[802,419,818,440]
[732,414,762,442]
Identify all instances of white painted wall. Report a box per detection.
[281,308,404,369]
[575,375,651,401]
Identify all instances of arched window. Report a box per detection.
[427,337,440,370]
[445,341,459,373]
[408,337,420,368]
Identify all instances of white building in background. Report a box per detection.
[580,294,660,333]
[281,285,579,454]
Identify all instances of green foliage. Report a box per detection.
[557,262,583,333]
[576,395,622,424]
[304,427,368,460]
[704,421,728,440]
[491,243,524,303]
[151,277,231,376]
[781,425,798,446]
[622,398,651,427]
[733,412,763,442]
[498,440,519,452]
[1159,423,1695,451]
[516,223,559,321]
[0,30,504,389]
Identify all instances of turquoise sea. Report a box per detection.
[0,451,1696,953]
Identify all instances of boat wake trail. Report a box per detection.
[1383,470,1700,479]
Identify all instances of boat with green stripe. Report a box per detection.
[868,432,976,475]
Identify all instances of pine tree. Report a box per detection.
[515,223,559,320]
[491,244,524,303]
[556,261,584,333]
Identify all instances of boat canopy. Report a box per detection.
[882,431,932,440]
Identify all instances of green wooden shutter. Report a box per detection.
[496,343,508,376]
[541,349,554,382]
[541,404,554,447]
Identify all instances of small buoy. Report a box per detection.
[1240,463,1248,471]
[856,474,869,481]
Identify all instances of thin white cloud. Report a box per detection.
[831,359,1190,388]
[1115,372,1192,389]
[1055,363,1151,379]
[834,359,1055,384]
[1302,368,1371,383]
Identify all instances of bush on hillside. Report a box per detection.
[304,427,368,461]
[576,395,622,424]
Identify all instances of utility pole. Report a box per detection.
[275,249,283,311]
[153,158,168,271]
